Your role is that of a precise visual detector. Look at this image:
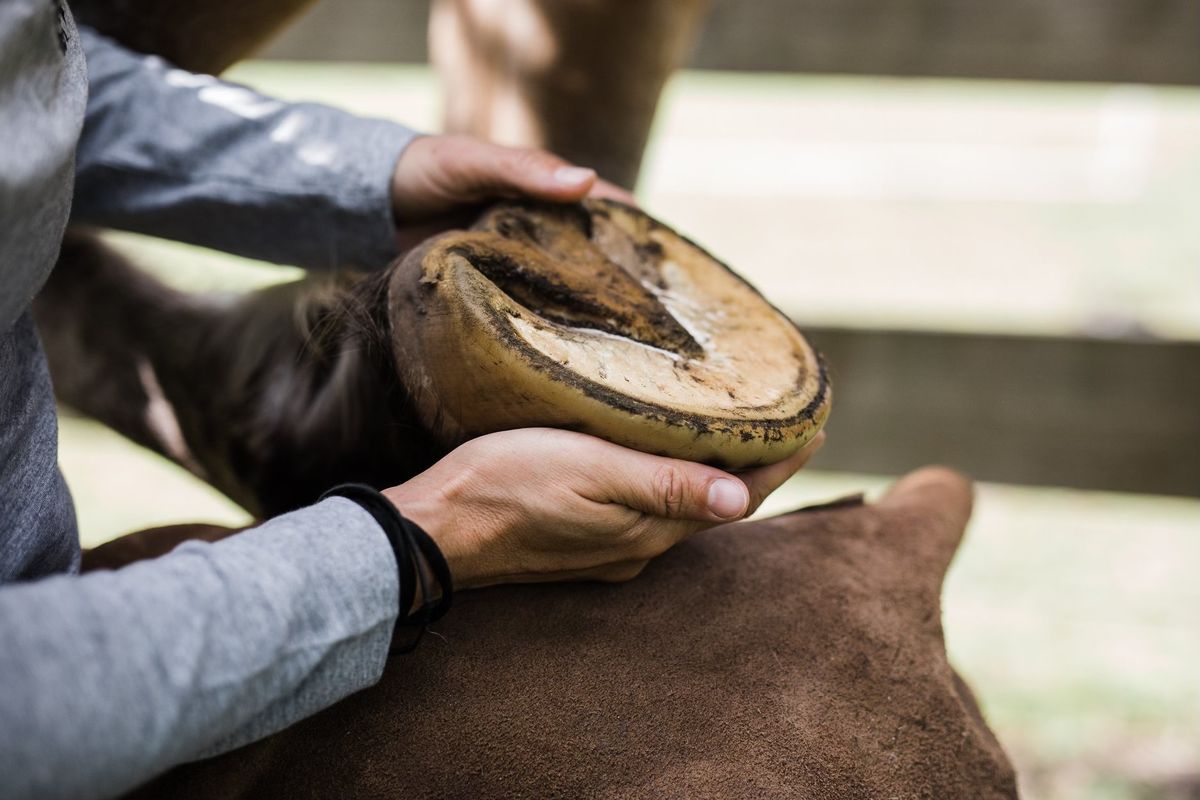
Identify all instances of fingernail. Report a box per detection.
[554,166,595,185]
[707,479,748,520]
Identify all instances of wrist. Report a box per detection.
[322,483,453,653]
[384,483,483,590]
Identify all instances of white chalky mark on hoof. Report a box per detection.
[270,111,307,144]
[297,141,338,167]
[197,85,283,120]
[137,358,207,480]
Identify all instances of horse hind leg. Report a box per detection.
[35,231,211,477]
[37,233,440,518]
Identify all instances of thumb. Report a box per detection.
[448,140,597,203]
[589,446,751,523]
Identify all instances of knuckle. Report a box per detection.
[652,465,688,519]
[629,528,674,561]
[613,522,652,557]
[609,518,665,561]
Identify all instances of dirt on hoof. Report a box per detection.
[126,467,1018,800]
[389,199,830,469]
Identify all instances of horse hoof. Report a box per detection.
[389,199,831,468]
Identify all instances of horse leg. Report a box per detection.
[36,232,212,475]
[430,0,712,189]
[36,233,439,518]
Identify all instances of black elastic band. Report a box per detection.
[321,483,453,654]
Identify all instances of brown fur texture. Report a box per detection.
[37,231,440,518]
[118,468,1017,799]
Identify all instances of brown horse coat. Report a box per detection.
[103,468,1016,799]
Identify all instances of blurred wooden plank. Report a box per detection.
[804,327,1200,496]
[260,0,1200,85]
[693,0,1200,85]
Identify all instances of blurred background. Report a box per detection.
[60,1,1198,798]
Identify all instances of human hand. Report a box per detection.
[390,134,635,248]
[384,428,826,589]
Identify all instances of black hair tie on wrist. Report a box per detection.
[321,483,453,654]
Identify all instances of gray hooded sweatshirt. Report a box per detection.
[0,2,423,797]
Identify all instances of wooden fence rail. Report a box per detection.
[805,327,1200,496]
[262,0,1200,85]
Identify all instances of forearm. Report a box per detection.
[71,27,418,270]
[0,498,398,800]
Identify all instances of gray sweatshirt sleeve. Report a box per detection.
[0,497,399,800]
[71,27,420,270]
